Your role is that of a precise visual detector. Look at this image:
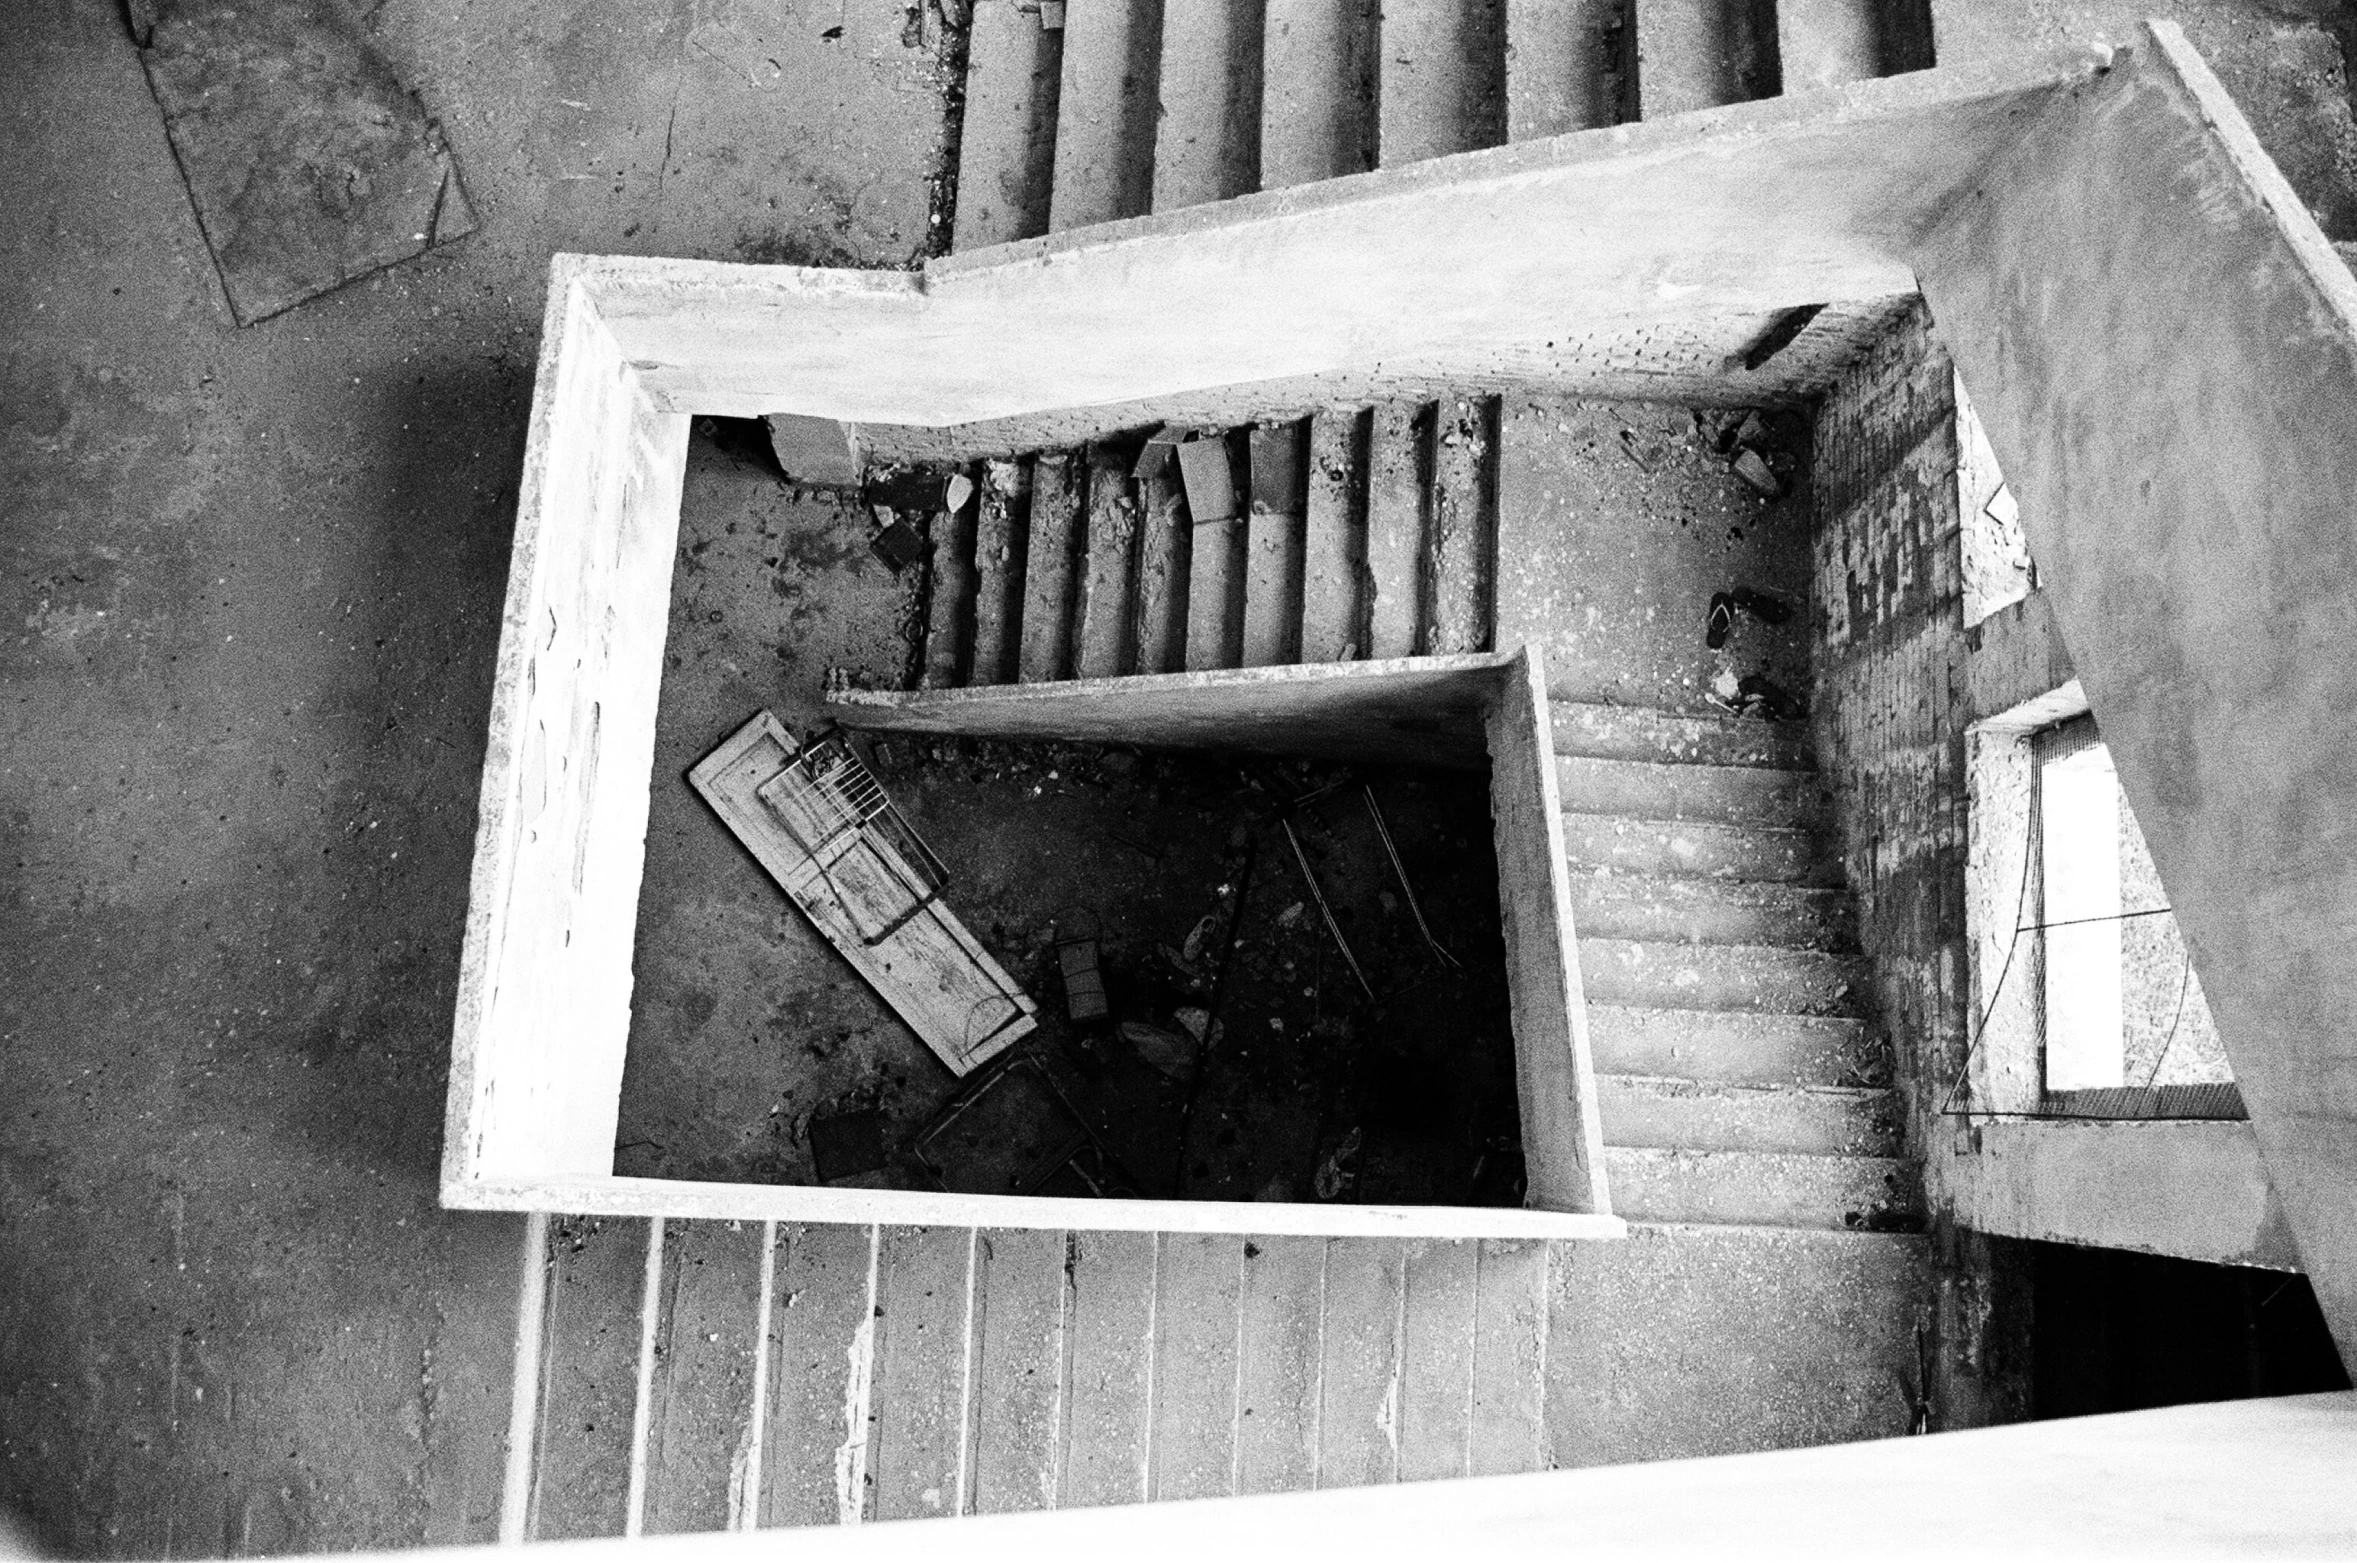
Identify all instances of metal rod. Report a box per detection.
[1362,785,1462,972]
[1284,817,1376,1001]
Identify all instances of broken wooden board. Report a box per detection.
[130,0,476,324]
[689,712,1036,1077]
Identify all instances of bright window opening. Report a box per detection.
[2032,716,2232,1104]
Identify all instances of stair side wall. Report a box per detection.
[1808,300,2030,1428]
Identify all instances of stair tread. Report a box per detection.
[1554,751,1831,826]
[1580,938,1868,1017]
[1551,700,1815,769]
[1153,0,1264,211]
[1596,1073,1903,1157]
[1017,453,1082,681]
[1632,0,1770,117]
[1585,1003,1883,1088]
[1569,871,1856,950]
[1299,409,1368,662]
[1604,1145,1922,1231]
[1048,0,1161,230]
[1505,0,1620,141]
[1260,0,1380,188]
[1561,810,1841,886]
[1074,449,1139,677]
[952,0,1062,249]
[1375,0,1508,164]
[1776,0,1883,95]
[1425,395,1496,655]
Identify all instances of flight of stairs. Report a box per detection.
[897,0,1932,687]
[500,0,1944,1538]
[1554,701,1915,1231]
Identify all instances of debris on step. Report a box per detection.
[1731,446,1784,498]
[808,1107,888,1183]
[868,509,926,571]
[129,0,477,324]
[767,414,863,488]
[1707,591,1735,649]
[1058,936,1109,1024]
[1730,673,1809,722]
[944,471,975,513]
[1177,433,1239,523]
[689,712,1037,1077]
[1120,1019,1197,1080]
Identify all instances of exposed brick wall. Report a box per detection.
[1809,300,2031,1428]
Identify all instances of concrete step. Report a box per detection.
[1424,394,1496,655]
[1243,422,1308,667]
[1595,1074,1901,1157]
[971,458,1029,686]
[1018,451,1083,681]
[1774,0,1876,94]
[1560,812,1840,885]
[1364,399,1426,658]
[1134,460,1190,674]
[1376,0,1508,164]
[1585,1004,1880,1088]
[1568,871,1854,949]
[1049,0,1162,229]
[1550,701,1815,770]
[1578,937,1865,1014]
[1261,0,1381,188]
[1504,0,1621,140]
[1603,1146,1921,1230]
[1554,753,1831,827]
[920,487,976,688]
[1075,446,1140,677]
[1300,408,1369,661]
[1631,0,1777,118]
[1153,0,1264,211]
[953,0,1063,248]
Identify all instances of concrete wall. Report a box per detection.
[1951,1118,2301,1271]
[444,270,688,1188]
[1915,22,2357,1367]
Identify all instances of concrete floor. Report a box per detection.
[1,1,945,1552]
[7,0,2357,1555]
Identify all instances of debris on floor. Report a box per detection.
[808,1107,889,1183]
[128,0,475,324]
[688,711,1037,1077]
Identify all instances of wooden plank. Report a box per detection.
[1153,0,1266,210]
[1316,1236,1404,1488]
[1235,1235,1325,1495]
[1506,0,1620,140]
[1424,396,1495,655]
[967,1228,1071,1514]
[1467,1239,1550,1476]
[642,1220,768,1534]
[1059,1230,1157,1508]
[1184,520,1247,671]
[953,0,1064,249]
[1395,1237,1478,1483]
[1133,464,1191,674]
[529,1216,648,1540]
[869,1227,979,1521]
[688,714,1037,1076]
[1049,0,1164,229]
[1261,0,1380,189]
[1300,409,1367,663]
[1243,422,1307,668]
[1376,0,1507,165]
[1074,450,1139,678]
[1148,1233,1245,1501]
[1018,452,1082,683]
[760,1223,879,1529]
[1364,401,1427,659]
[922,493,976,688]
[971,458,1028,687]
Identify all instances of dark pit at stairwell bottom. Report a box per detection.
[622,733,1525,1208]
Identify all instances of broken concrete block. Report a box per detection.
[1176,433,1238,524]
[765,414,863,488]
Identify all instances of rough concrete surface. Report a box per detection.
[0,0,947,1552]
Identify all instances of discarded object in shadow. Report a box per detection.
[128,0,476,324]
[868,511,927,572]
[1058,935,1110,1025]
[912,1055,1136,1196]
[1282,817,1377,1001]
[690,712,1037,1076]
[1363,785,1463,973]
[1737,303,1827,371]
[808,1107,888,1183]
[1733,672,1809,722]
[1731,446,1785,498]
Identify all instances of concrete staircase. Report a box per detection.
[913,0,1932,686]
[1553,701,1915,1231]
[494,0,1946,1539]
